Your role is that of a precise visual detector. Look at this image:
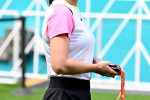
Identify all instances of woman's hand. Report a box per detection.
[94,61,118,78]
[93,57,102,64]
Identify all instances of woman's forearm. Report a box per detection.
[54,58,96,75]
[52,57,118,78]
[53,56,103,75]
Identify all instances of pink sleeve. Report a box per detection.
[46,5,75,39]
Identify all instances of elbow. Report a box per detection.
[53,67,64,74]
[52,64,67,74]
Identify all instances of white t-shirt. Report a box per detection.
[42,0,95,80]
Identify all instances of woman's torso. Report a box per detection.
[42,0,95,80]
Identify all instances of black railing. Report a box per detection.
[0,17,34,95]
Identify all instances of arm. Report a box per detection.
[50,34,118,77]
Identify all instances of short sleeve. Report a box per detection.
[46,5,75,39]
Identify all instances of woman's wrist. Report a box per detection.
[89,63,98,73]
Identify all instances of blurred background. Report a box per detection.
[0,0,150,100]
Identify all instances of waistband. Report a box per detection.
[49,77,90,90]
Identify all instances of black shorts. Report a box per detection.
[43,77,91,100]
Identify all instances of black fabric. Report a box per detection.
[43,77,91,100]
[49,77,90,90]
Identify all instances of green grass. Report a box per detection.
[91,92,150,100]
[0,83,150,100]
[0,83,45,100]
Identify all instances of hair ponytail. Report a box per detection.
[49,0,54,5]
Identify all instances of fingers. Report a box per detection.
[108,66,121,77]
[96,61,119,78]
[93,57,103,64]
[107,66,119,77]
[99,61,111,65]
[105,71,116,78]
[117,72,121,75]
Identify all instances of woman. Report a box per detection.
[42,0,119,100]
